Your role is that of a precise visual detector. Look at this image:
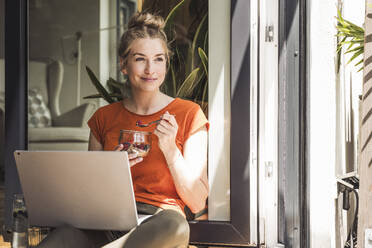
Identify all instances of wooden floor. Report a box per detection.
[0,237,9,248]
[0,185,10,247]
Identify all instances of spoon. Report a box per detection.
[136,115,176,128]
[136,119,161,128]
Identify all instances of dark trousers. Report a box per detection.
[36,204,190,248]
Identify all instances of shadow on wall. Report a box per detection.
[0,0,4,184]
[0,0,4,59]
[0,107,3,184]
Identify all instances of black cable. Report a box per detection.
[344,189,358,248]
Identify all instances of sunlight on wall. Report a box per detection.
[137,0,142,11]
[0,60,3,93]
[208,0,231,221]
[99,0,111,92]
[258,0,279,244]
[99,0,117,108]
[308,0,338,247]
[309,1,365,247]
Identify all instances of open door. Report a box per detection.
[3,0,301,246]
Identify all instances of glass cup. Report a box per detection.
[12,194,27,218]
[12,194,28,247]
[118,130,152,157]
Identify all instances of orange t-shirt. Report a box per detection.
[87,98,209,214]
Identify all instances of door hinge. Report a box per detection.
[265,25,274,42]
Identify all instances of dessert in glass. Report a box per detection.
[118,130,151,157]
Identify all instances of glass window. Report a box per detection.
[28,0,230,221]
[138,0,232,221]
[28,0,123,151]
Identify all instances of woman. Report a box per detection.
[37,11,209,248]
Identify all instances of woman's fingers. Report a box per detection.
[159,119,173,128]
[128,151,139,160]
[153,128,164,138]
[129,156,143,167]
[154,112,179,153]
[114,145,143,167]
[114,144,124,151]
[156,111,177,135]
[161,111,178,127]
[128,151,143,167]
[155,123,177,139]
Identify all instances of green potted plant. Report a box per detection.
[336,9,364,71]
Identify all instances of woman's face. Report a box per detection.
[122,38,167,93]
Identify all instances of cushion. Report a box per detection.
[29,61,48,105]
[28,88,52,128]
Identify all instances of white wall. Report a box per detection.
[341,0,365,173]
[99,0,118,108]
[308,0,338,247]
[208,0,231,221]
[336,1,364,246]
[308,1,364,248]
[258,0,279,246]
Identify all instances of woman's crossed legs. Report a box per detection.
[36,209,190,248]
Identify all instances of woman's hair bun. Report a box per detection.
[128,12,165,30]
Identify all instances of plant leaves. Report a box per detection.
[198,47,208,77]
[354,58,363,66]
[344,45,363,54]
[336,36,347,53]
[336,8,365,72]
[164,0,186,36]
[83,94,102,99]
[176,67,200,97]
[107,77,124,89]
[164,0,185,24]
[337,39,363,45]
[107,77,125,96]
[203,31,208,54]
[347,49,363,64]
[191,14,208,69]
[170,64,177,96]
[201,76,208,105]
[343,20,365,33]
[86,66,115,104]
[83,93,122,99]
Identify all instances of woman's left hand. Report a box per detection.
[154,111,178,155]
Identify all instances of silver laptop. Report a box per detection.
[14,150,148,231]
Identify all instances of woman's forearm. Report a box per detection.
[163,145,208,213]
[88,132,103,151]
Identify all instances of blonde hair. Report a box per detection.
[118,12,171,68]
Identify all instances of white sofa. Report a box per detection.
[0,58,95,151]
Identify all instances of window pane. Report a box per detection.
[28,0,123,151]
[208,0,230,221]
[28,0,230,221]
[140,0,231,221]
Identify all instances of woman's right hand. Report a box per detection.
[114,144,143,167]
